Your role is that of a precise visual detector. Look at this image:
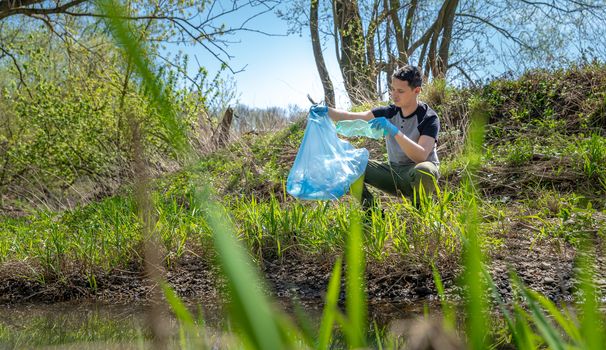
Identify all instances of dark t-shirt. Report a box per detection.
[371,102,440,166]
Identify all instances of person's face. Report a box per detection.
[390,78,421,109]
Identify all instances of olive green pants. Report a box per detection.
[361,160,439,210]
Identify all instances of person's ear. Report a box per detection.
[414,87,422,94]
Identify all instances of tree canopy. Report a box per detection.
[281,0,606,105]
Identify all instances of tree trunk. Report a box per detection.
[382,0,395,90]
[436,0,458,78]
[310,0,335,107]
[333,0,374,105]
[402,0,418,62]
[365,0,382,95]
[388,0,404,65]
[214,107,233,148]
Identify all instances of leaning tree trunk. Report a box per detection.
[310,0,335,107]
[401,0,418,64]
[333,0,374,105]
[436,0,458,78]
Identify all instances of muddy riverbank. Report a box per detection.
[2,222,602,307]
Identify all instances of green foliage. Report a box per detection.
[0,27,215,209]
[4,78,118,188]
[505,138,535,166]
[480,64,606,132]
[578,134,606,191]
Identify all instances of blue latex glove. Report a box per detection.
[310,104,328,116]
[309,105,328,122]
[369,117,398,137]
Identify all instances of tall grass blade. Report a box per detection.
[461,97,489,350]
[291,299,316,348]
[373,321,384,350]
[96,0,188,154]
[461,187,487,350]
[345,199,367,348]
[162,282,208,349]
[197,187,285,349]
[512,274,566,350]
[482,267,535,349]
[431,263,455,329]
[317,257,343,350]
[162,282,196,327]
[527,289,581,343]
[512,304,536,349]
[578,238,603,350]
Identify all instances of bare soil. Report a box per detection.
[2,224,602,307]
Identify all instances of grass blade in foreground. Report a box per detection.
[162,283,196,327]
[527,289,581,343]
[162,282,208,349]
[483,268,535,349]
[96,0,188,154]
[95,2,190,347]
[578,239,604,350]
[461,182,487,350]
[432,263,455,329]
[461,99,488,350]
[512,274,566,350]
[317,257,343,349]
[346,178,368,348]
[197,187,285,349]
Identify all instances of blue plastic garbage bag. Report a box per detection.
[286,106,369,200]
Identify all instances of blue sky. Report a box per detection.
[180,3,349,109]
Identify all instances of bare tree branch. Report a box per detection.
[0,45,32,97]
[310,0,334,106]
[450,62,476,86]
[0,0,44,13]
[518,0,602,14]
[0,0,87,20]
[1,0,282,75]
[456,13,536,51]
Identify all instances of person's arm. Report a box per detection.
[327,107,374,122]
[394,134,435,163]
[369,117,436,163]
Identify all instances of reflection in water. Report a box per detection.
[0,299,437,349]
[1,302,149,348]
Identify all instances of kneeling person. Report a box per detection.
[321,65,440,209]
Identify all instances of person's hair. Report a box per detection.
[392,65,423,88]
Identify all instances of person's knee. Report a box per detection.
[363,160,381,180]
[413,162,439,194]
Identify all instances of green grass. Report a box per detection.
[1,171,496,281]
[1,143,604,282]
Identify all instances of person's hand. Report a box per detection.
[310,104,328,116]
[369,117,398,137]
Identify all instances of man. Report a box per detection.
[316,65,440,210]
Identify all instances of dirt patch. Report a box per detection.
[2,226,601,307]
[0,257,223,305]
